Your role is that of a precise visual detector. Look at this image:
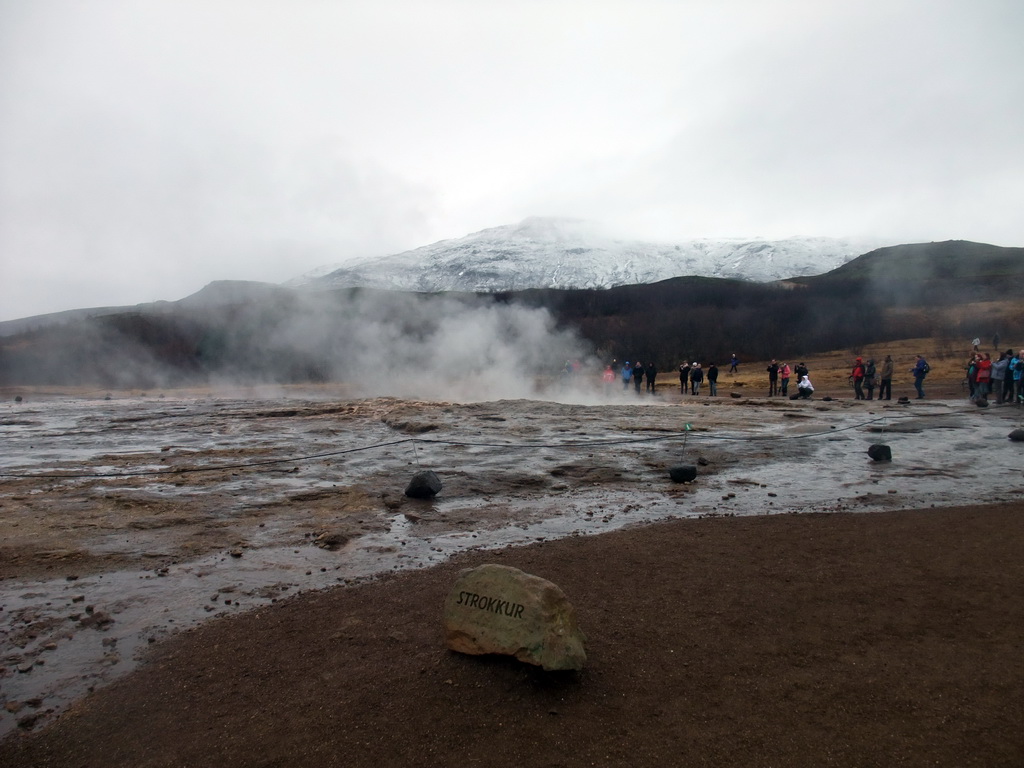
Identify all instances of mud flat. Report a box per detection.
[1,388,1023,742]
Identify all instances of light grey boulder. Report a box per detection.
[444,564,586,671]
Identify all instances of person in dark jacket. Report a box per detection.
[863,358,877,400]
[645,362,657,393]
[690,362,704,395]
[707,363,719,396]
[767,360,780,397]
[679,363,691,394]
[633,361,644,394]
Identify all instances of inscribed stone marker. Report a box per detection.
[443,564,586,671]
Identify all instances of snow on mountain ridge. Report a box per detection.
[291,218,887,293]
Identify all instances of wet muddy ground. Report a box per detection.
[1,385,1023,736]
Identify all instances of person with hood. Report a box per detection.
[679,363,691,394]
[645,361,658,393]
[633,361,645,394]
[863,358,877,400]
[879,354,894,400]
[729,354,739,374]
[796,374,814,399]
[621,361,633,391]
[690,362,704,395]
[851,357,866,400]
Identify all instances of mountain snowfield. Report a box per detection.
[292,218,890,292]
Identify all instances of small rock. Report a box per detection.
[17,712,41,729]
[405,470,442,499]
[668,465,698,483]
[867,444,892,462]
[79,611,113,629]
[314,532,352,551]
[1008,429,1024,442]
[974,398,988,408]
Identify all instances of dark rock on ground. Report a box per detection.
[867,444,892,462]
[669,465,698,483]
[405,470,442,499]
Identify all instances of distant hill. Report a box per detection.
[791,240,1024,304]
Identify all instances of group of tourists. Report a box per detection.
[604,345,1024,403]
[964,349,1024,404]
[764,360,813,398]
[849,355,896,400]
[678,362,719,396]
[602,361,661,395]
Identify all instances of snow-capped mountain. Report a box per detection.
[292,218,888,292]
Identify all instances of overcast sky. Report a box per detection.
[1,0,1022,321]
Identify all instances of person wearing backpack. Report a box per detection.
[911,355,929,399]
[864,358,877,400]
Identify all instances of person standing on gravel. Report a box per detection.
[863,358,877,400]
[645,362,658,393]
[911,355,929,399]
[991,352,1009,404]
[779,362,791,397]
[879,355,894,400]
[633,361,645,394]
[690,362,704,395]
[707,363,719,396]
[1013,350,1024,403]
[622,361,633,391]
[851,357,866,400]
[729,354,739,374]
[679,363,691,394]
[767,360,780,397]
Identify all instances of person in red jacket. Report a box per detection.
[851,357,866,400]
[976,352,993,399]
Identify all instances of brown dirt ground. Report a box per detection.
[2,502,1022,768]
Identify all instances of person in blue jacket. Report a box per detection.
[621,362,632,391]
[911,355,929,399]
